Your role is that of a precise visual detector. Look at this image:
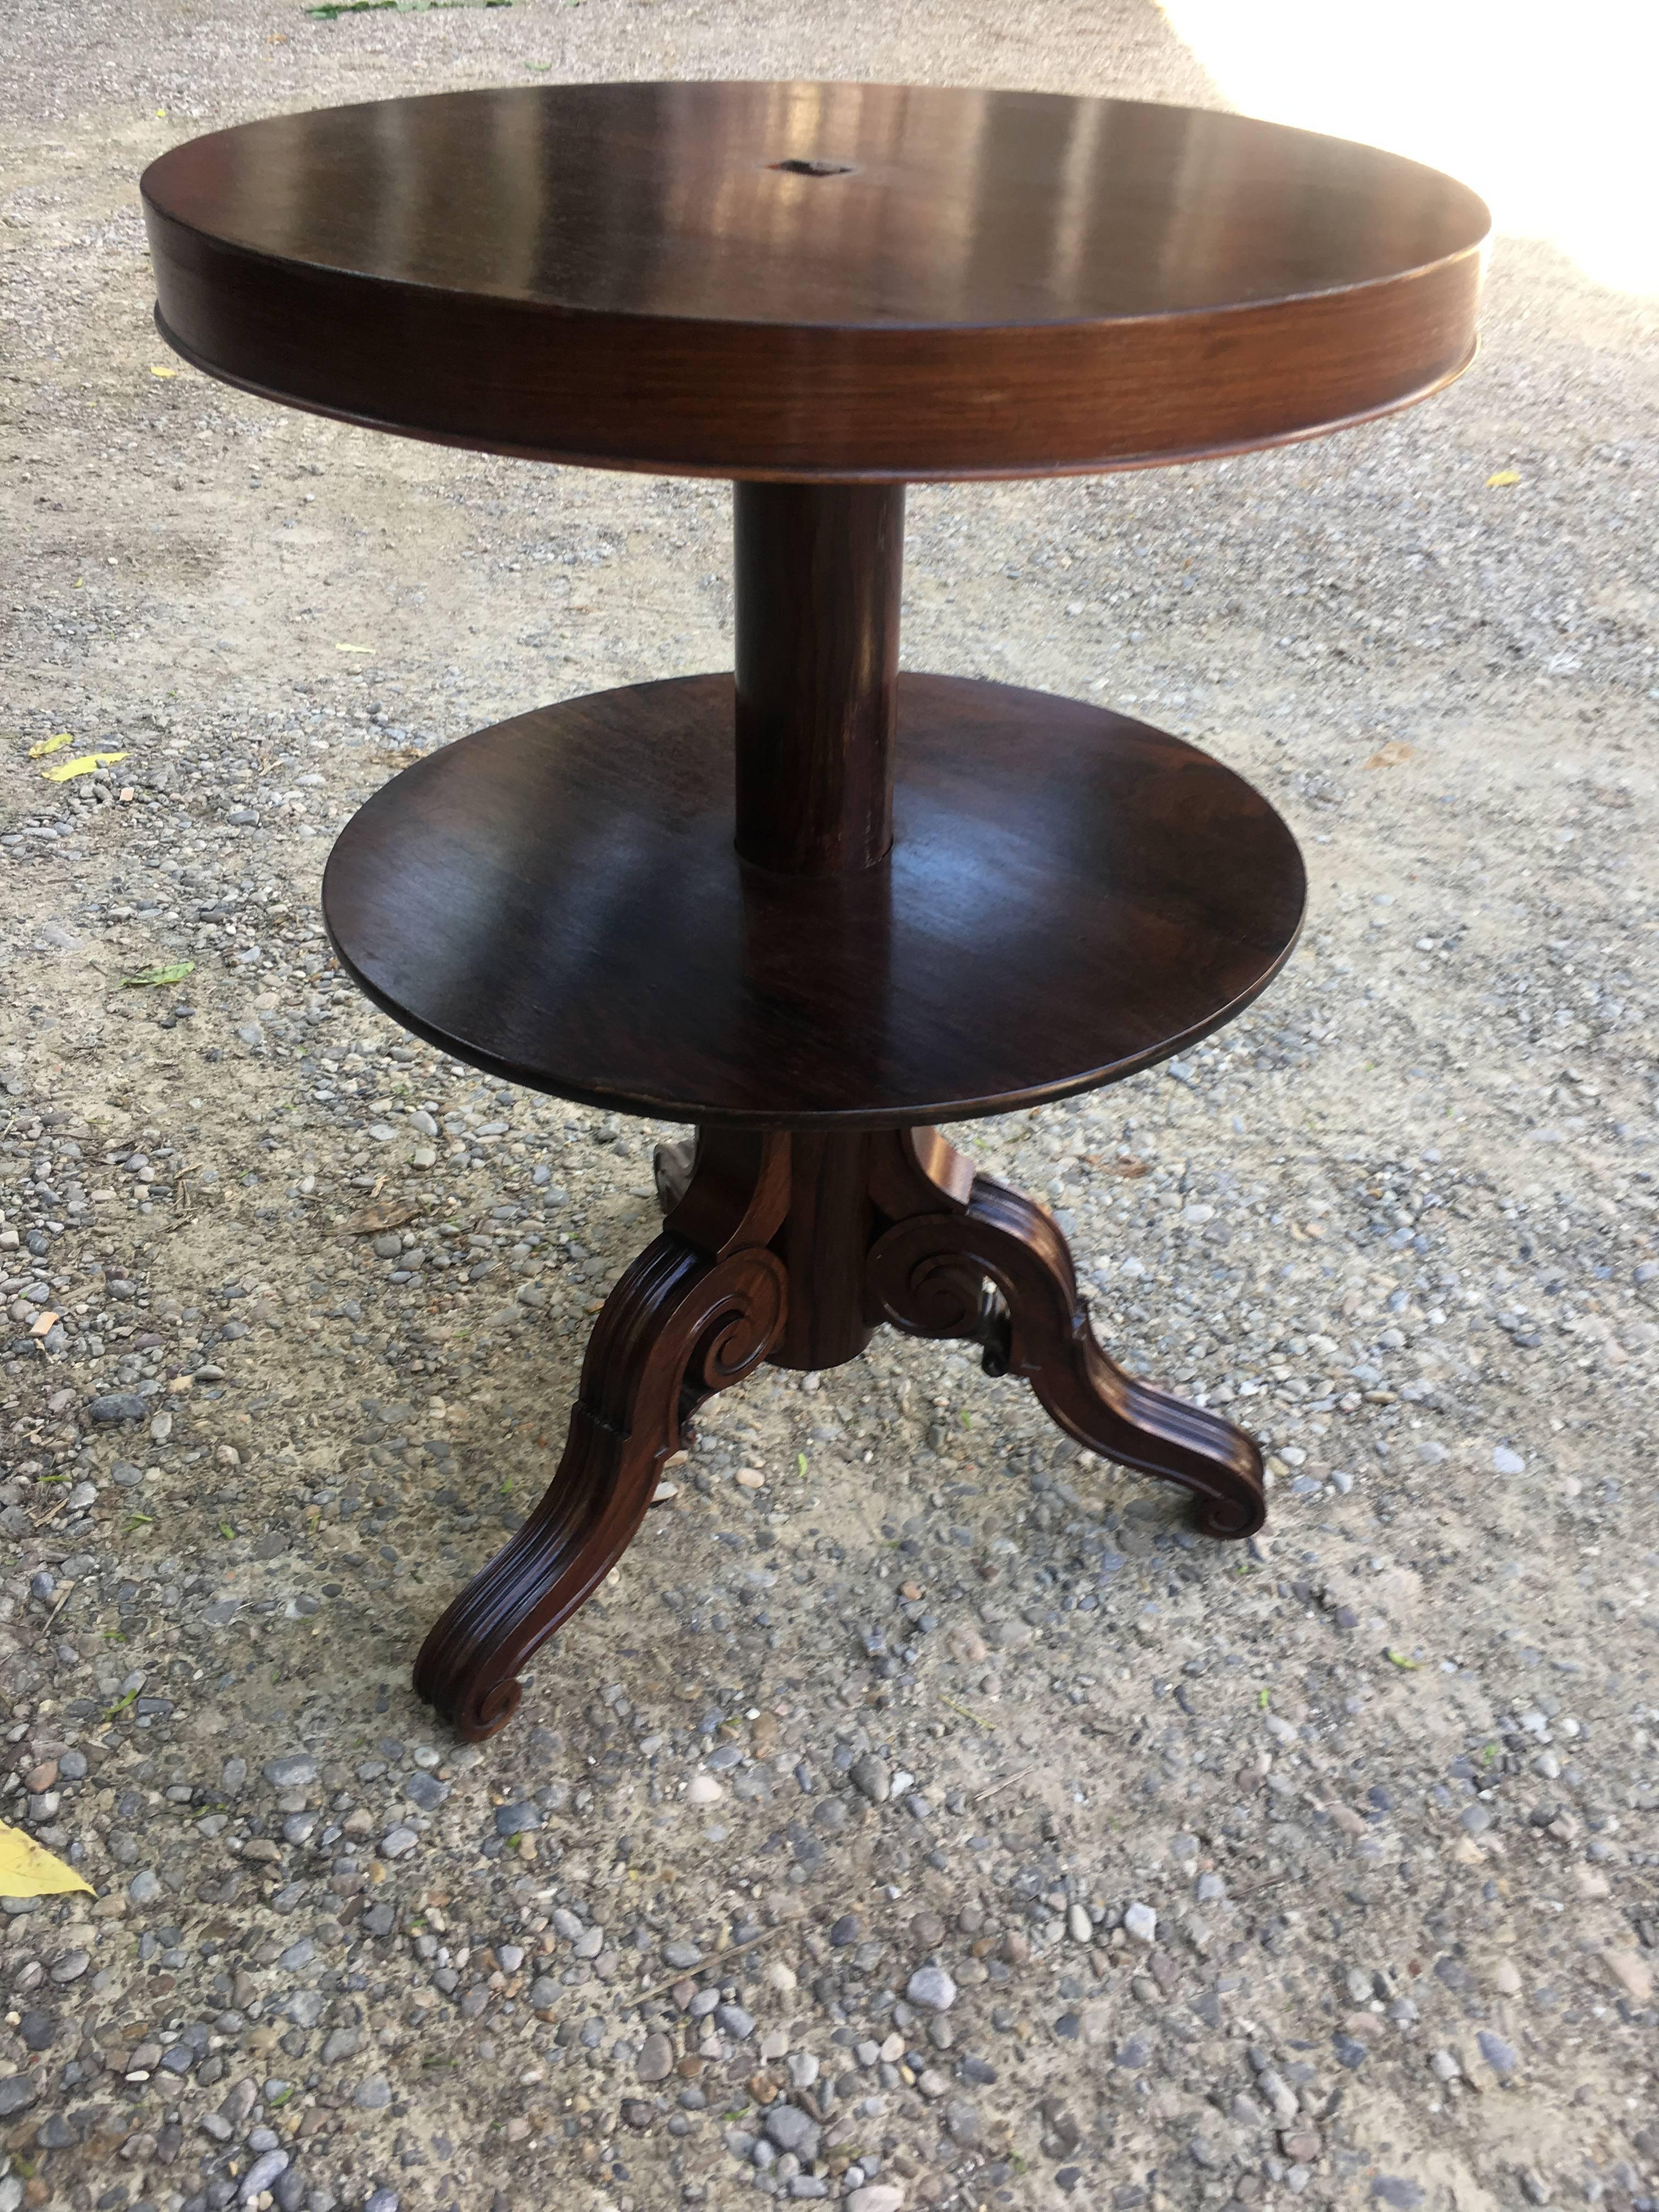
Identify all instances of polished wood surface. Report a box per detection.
[417,1123,1262,1740]
[321,670,1305,1128]
[142,81,1488,478]
[733,482,904,873]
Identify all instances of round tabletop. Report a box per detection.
[143,81,1488,481]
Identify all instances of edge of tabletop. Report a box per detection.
[148,301,1483,486]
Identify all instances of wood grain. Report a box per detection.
[143,81,1488,479]
[320,672,1306,1130]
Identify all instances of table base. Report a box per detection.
[414,1121,1263,1741]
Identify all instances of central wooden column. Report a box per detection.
[732,481,906,876]
[729,481,904,1368]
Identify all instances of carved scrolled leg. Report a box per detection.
[866,1132,1265,1539]
[415,1133,789,1740]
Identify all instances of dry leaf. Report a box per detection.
[29,1311,59,1338]
[149,364,179,379]
[1110,1156,1153,1179]
[1364,741,1418,770]
[41,750,128,783]
[335,642,374,654]
[1485,469,1521,488]
[0,1821,92,1898]
[27,731,77,759]
[348,1200,424,1234]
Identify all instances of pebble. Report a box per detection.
[1477,2031,1519,2078]
[905,1965,957,2013]
[239,2150,289,2203]
[764,2104,820,2157]
[1602,1949,1652,2002]
[850,1752,891,1803]
[263,1756,317,1788]
[1124,1903,1158,1944]
[636,2032,674,2081]
[89,1392,145,1423]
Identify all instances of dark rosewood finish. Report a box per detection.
[417,1124,1262,1740]
[320,670,1306,1129]
[141,82,1488,481]
[734,482,903,873]
[145,80,1485,1741]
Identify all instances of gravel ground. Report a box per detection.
[2,4,1658,2212]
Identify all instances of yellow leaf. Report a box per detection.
[1485,470,1521,488]
[41,750,128,783]
[334,642,373,654]
[149,365,178,379]
[0,1820,92,1898]
[27,731,77,758]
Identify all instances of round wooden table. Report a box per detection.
[143,82,1488,1740]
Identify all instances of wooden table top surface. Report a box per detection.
[143,81,1489,477]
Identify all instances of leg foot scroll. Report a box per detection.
[415,1133,788,1739]
[866,1131,1265,1539]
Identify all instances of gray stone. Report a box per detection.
[239,2151,290,2203]
[263,1757,317,1788]
[636,2032,674,2082]
[905,1965,957,2012]
[849,1752,890,1803]
[495,1801,540,1836]
[354,2075,392,2109]
[764,2104,820,2158]
[89,1393,146,1423]
[1477,2030,1519,2077]
[1124,1902,1157,1944]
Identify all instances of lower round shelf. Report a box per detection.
[321,672,1305,1127]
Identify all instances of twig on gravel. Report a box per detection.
[940,1695,994,1729]
[630,1927,771,2007]
[973,1767,1034,1805]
